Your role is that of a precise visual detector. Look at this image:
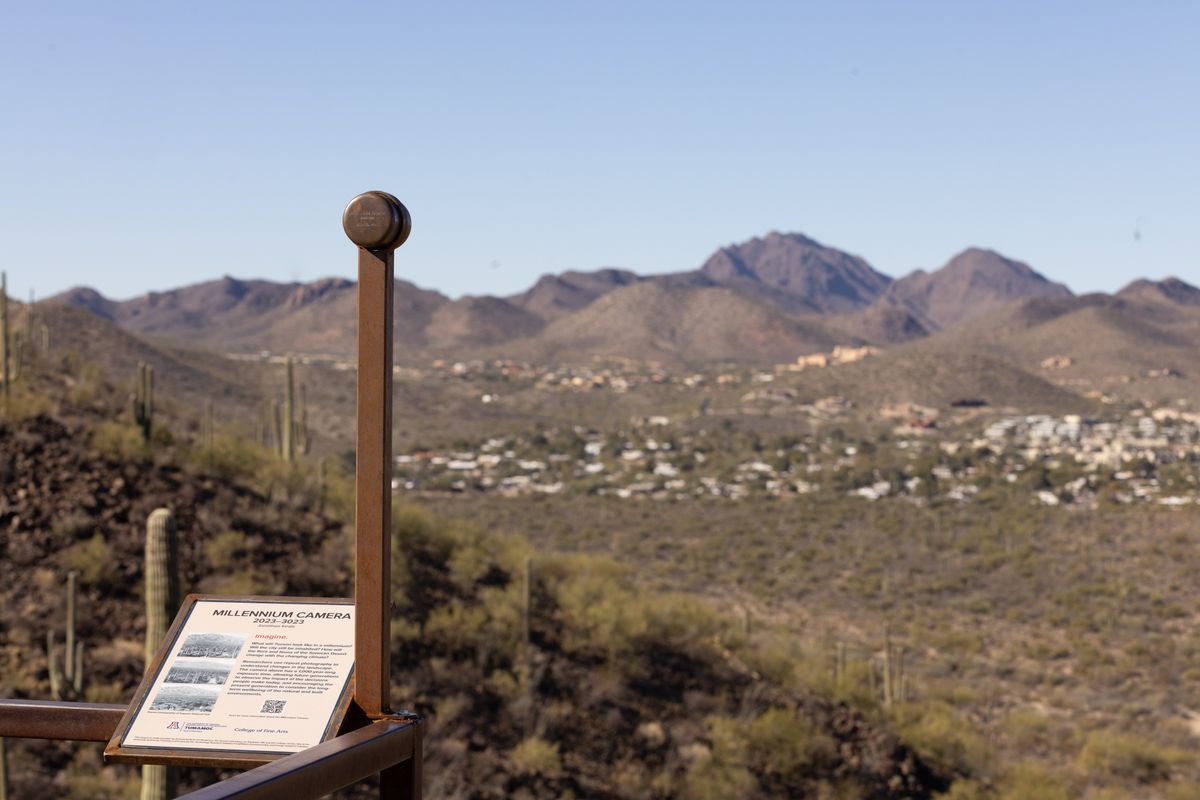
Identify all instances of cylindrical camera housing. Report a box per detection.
[342,191,412,250]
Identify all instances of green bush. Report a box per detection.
[423,585,522,667]
[510,736,561,776]
[545,555,644,663]
[205,530,252,571]
[1077,729,1192,784]
[207,567,280,596]
[895,701,991,775]
[681,717,757,799]
[89,421,148,461]
[995,761,1071,800]
[0,382,53,421]
[744,707,835,777]
[61,533,117,587]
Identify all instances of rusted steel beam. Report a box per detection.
[355,244,395,719]
[0,699,125,742]
[380,721,422,800]
[344,191,410,720]
[175,718,420,800]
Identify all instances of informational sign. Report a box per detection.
[105,595,355,768]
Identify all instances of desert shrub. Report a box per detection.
[316,455,352,520]
[895,701,991,775]
[88,421,147,460]
[65,360,107,407]
[1164,780,1200,800]
[51,511,92,540]
[545,555,644,663]
[1000,710,1054,752]
[740,635,841,700]
[935,778,988,799]
[203,433,270,482]
[611,760,653,800]
[207,567,281,596]
[61,533,117,587]
[680,716,757,799]
[205,530,252,571]
[510,736,561,776]
[744,707,836,777]
[1077,729,1192,784]
[423,585,523,667]
[432,693,470,728]
[0,383,53,421]
[254,458,318,504]
[994,761,1071,800]
[391,503,527,632]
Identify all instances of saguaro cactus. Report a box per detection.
[142,508,180,800]
[47,571,84,700]
[144,508,180,664]
[8,333,20,383]
[270,398,282,457]
[282,356,295,462]
[133,361,154,440]
[880,627,907,709]
[523,555,533,650]
[298,382,310,456]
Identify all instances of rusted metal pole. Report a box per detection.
[343,192,411,722]
[0,700,125,742]
[380,726,422,800]
[344,191,417,799]
[356,244,394,718]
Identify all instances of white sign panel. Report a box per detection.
[107,596,354,765]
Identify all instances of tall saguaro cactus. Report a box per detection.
[272,356,310,461]
[282,356,295,462]
[880,626,907,709]
[144,508,180,664]
[47,571,84,700]
[142,508,180,800]
[134,361,154,440]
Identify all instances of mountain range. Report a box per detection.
[49,231,1111,365]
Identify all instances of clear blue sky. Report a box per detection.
[1,2,1197,302]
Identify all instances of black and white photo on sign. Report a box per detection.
[150,684,220,713]
[165,658,232,686]
[178,632,246,659]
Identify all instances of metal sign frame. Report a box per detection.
[0,191,423,799]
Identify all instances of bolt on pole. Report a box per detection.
[343,192,412,720]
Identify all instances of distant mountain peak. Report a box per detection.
[1117,277,1200,306]
[286,277,355,308]
[880,248,1072,330]
[50,286,118,321]
[698,231,891,314]
[508,267,641,321]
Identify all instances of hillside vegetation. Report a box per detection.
[1,361,955,798]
